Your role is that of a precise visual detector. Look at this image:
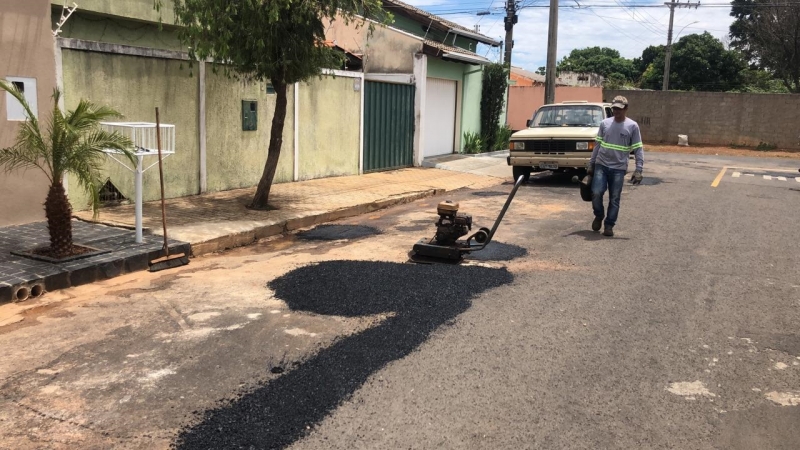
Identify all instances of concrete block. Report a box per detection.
[44,272,71,291]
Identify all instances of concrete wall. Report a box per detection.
[323,18,422,74]
[604,90,800,148]
[61,49,201,209]
[0,0,56,226]
[53,11,184,52]
[51,0,176,24]
[298,76,361,180]
[507,86,603,131]
[205,71,294,192]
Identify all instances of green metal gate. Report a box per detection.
[364,81,415,172]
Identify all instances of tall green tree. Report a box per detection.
[557,47,637,81]
[0,82,134,258]
[730,0,800,93]
[171,0,387,209]
[480,63,508,152]
[638,33,746,91]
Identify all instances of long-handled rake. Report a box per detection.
[149,107,189,272]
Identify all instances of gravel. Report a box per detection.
[173,260,513,449]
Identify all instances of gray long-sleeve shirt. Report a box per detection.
[590,117,644,172]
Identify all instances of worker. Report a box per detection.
[587,95,644,237]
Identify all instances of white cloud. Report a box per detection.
[403,0,736,71]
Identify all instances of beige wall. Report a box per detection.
[298,76,361,180]
[205,71,294,192]
[604,90,800,148]
[62,50,201,210]
[0,0,56,226]
[507,86,603,130]
[323,17,423,74]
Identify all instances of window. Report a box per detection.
[530,105,604,127]
[4,77,38,121]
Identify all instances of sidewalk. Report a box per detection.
[422,151,512,179]
[75,167,503,256]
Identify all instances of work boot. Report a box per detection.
[603,226,614,237]
[592,217,602,232]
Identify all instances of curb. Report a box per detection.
[0,241,191,306]
[189,189,444,256]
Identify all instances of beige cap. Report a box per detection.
[611,95,628,109]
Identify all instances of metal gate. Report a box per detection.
[364,81,415,172]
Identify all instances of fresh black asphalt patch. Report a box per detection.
[173,260,513,449]
[466,241,528,261]
[296,224,381,241]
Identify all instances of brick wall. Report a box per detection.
[604,90,800,149]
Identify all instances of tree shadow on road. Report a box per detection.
[173,260,513,449]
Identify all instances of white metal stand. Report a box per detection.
[101,122,176,244]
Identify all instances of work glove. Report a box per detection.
[630,171,643,185]
[587,164,594,175]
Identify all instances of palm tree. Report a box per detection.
[0,81,134,259]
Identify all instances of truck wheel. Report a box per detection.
[512,166,531,182]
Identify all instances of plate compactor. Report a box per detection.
[409,175,526,264]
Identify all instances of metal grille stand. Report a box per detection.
[100,122,176,243]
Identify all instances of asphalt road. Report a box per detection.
[1,152,799,449]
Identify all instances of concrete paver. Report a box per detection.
[75,168,502,256]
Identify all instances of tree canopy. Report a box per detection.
[638,32,746,91]
[556,47,638,81]
[730,0,800,92]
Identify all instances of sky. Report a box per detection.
[403,0,737,71]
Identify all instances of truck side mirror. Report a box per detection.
[526,119,532,127]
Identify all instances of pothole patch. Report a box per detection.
[466,241,528,262]
[296,225,381,241]
[471,191,508,197]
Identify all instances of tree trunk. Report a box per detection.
[250,80,288,209]
[45,181,73,257]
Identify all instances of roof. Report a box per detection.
[511,67,545,84]
[384,0,502,46]
[423,40,491,65]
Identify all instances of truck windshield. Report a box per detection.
[530,105,604,127]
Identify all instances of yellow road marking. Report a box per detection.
[711,167,728,188]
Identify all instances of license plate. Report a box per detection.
[540,162,559,170]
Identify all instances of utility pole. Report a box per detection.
[544,0,559,104]
[662,1,700,91]
[503,0,518,67]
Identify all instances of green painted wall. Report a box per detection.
[462,66,483,140]
[298,76,360,180]
[62,50,200,211]
[51,0,175,24]
[54,11,184,52]
[427,58,484,151]
[205,70,294,192]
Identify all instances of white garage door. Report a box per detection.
[423,78,457,158]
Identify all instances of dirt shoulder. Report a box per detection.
[647,144,800,160]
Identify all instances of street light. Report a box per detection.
[675,21,699,41]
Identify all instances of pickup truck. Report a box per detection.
[507,101,613,181]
